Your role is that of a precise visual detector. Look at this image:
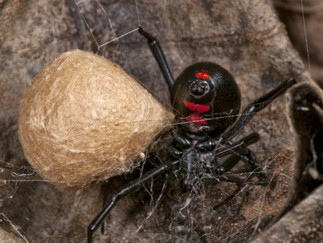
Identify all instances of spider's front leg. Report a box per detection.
[87,160,179,243]
[217,146,269,185]
[196,133,263,182]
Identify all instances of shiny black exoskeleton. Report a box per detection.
[172,62,241,135]
[169,62,242,189]
[87,27,296,242]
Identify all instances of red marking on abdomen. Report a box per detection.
[186,114,208,124]
[183,99,210,124]
[195,72,210,79]
[183,100,210,113]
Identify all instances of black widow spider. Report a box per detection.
[87,27,296,242]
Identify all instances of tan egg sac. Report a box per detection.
[19,50,174,188]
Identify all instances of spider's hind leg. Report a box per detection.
[221,77,296,143]
[138,27,174,89]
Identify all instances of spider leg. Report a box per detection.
[100,183,110,235]
[212,132,259,158]
[138,27,174,89]
[87,160,179,243]
[218,147,268,185]
[221,77,296,143]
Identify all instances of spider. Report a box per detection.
[87,27,296,242]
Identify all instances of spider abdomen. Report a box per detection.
[171,62,241,136]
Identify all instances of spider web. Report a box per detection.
[0,0,312,242]
[71,1,295,242]
[74,0,141,51]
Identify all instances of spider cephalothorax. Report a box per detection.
[87,27,296,243]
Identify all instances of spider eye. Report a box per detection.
[189,80,211,98]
